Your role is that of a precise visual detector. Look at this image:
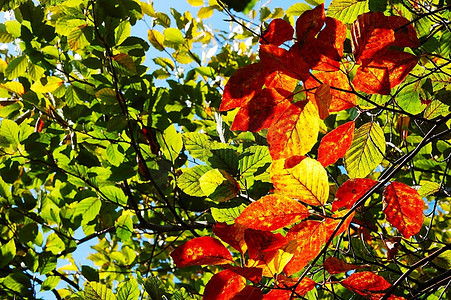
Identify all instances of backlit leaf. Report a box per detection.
[271,156,329,206]
[238,145,271,180]
[264,70,298,92]
[244,229,288,261]
[68,24,90,51]
[203,270,246,300]
[199,169,240,202]
[170,236,234,267]
[147,29,165,51]
[115,210,134,242]
[286,3,311,17]
[344,122,385,178]
[326,0,369,24]
[318,121,355,167]
[296,4,325,44]
[5,55,28,80]
[324,210,355,240]
[213,222,247,254]
[84,282,116,300]
[264,276,315,298]
[341,272,391,298]
[284,220,326,276]
[383,181,424,238]
[163,28,185,46]
[211,204,246,225]
[353,51,418,95]
[267,101,319,160]
[74,197,102,224]
[222,265,262,283]
[183,132,213,160]
[324,257,366,274]
[304,71,356,112]
[220,63,268,111]
[314,83,332,119]
[260,19,294,46]
[332,178,377,211]
[117,278,139,300]
[112,53,136,75]
[235,194,309,231]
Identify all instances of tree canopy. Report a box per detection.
[0,0,450,299]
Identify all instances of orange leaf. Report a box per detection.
[284,220,326,276]
[317,17,347,61]
[267,101,319,160]
[203,270,246,300]
[271,157,329,206]
[171,236,233,267]
[332,178,377,211]
[222,265,262,283]
[304,71,356,112]
[296,4,325,44]
[35,118,44,133]
[220,63,268,111]
[276,275,316,296]
[323,257,366,274]
[383,181,424,238]
[231,285,263,300]
[314,83,332,120]
[353,51,418,95]
[260,19,294,46]
[213,222,247,254]
[231,88,292,132]
[341,271,392,299]
[265,70,298,92]
[262,288,291,300]
[324,210,355,241]
[235,194,309,231]
[245,229,288,261]
[318,121,355,167]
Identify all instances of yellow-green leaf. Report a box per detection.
[199,169,240,202]
[5,55,28,80]
[147,29,165,51]
[344,122,386,178]
[84,282,116,300]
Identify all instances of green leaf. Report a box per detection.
[68,24,91,51]
[424,100,449,120]
[395,78,427,115]
[143,276,162,300]
[5,55,28,80]
[418,181,441,197]
[3,272,30,294]
[163,28,185,47]
[286,3,311,16]
[183,132,213,160]
[0,119,20,146]
[106,143,125,166]
[40,276,60,291]
[238,145,271,179]
[178,165,213,197]
[211,203,247,225]
[157,124,183,162]
[115,21,131,45]
[208,146,239,175]
[115,210,134,241]
[84,282,116,300]
[0,239,16,268]
[344,122,386,178]
[112,53,137,75]
[82,266,99,282]
[74,197,102,224]
[45,233,66,255]
[117,278,140,300]
[327,0,369,24]
[99,185,128,206]
[199,169,240,202]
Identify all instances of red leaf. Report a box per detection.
[170,236,233,267]
[267,101,319,160]
[35,118,44,133]
[222,265,263,283]
[203,270,246,300]
[276,275,316,296]
[296,4,325,44]
[232,285,263,300]
[245,229,288,261]
[324,210,355,241]
[341,271,392,299]
[353,51,418,95]
[318,121,355,167]
[351,12,418,65]
[323,257,366,274]
[260,19,294,46]
[332,178,377,212]
[235,194,309,231]
[260,44,310,82]
[213,222,247,254]
[317,17,347,61]
[262,288,291,300]
[220,63,268,111]
[142,127,160,155]
[304,71,356,112]
[383,181,424,238]
[231,88,292,132]
[284,221,326,276]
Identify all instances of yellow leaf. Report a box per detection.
[198,6,214,19]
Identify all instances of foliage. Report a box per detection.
[0,0,450,299]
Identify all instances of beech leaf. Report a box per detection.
[324,257,366,274]
[314,83,332,119]
[203,270,246,300]
[383,181,424,238]
[244,229,288,261]
[324,210,355,241]
[318,121,355,167]
[332,178,377,211]
[213,222,248,254]
[296,4,325,44]
[341,271,392,298]
[222,265,262,283]
[271,157,329,206]
[235,194,309,231]
[170,236,234,267]
[231,285,263,300]
[260,19,294,46]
